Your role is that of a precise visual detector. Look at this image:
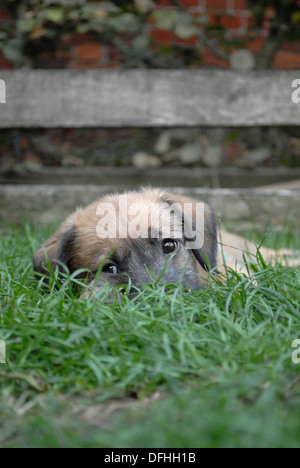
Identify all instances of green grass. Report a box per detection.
[0,222,300,448]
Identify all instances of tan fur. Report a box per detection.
[217,230,300,275]
[33,188,299,297]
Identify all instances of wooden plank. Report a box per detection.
[0,184,299,225]
[0,70,300,127]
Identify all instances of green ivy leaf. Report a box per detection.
[292,12,300,24]
[134,0,155,13]
[43,7,64,24]
[132,34,150,51]
[152,10,179,30]
[109,13,139,34]
[174,23,197,39]
[18,18,36,33]
[2,38,23,63]
[76,23,91,34]
[195,14,209,25]
[249,4,265,28]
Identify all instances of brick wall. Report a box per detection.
[0,1,299,70]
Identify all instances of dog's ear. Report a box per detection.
[190,203,218,272]
[33,223,78,277]
[159,193,218,272]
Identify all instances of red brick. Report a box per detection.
[98,63,119,69]
[206,0,228,9]
[234,0,248,9]
[73,42,103,61]
[182,37,198,46]
[56,49,71,61]
[0,10,12,19]
[207,12,220,26]
[282,40,300,52]
[151,28,197,46]
[246,37,265,53]
[108,45,123,63]
[265,7,275,19]
[202,50,229,68]
[63,33,97,47]
[67,61,118,69]
[0,60,13,69]
[0,50,13,69]
[240,12,253,30]
[151,28,176,45]
[158,0,199,5]
[66,61,96,69]
[180,0,199,5]
[272,51,300,70]
[220,14,242,29]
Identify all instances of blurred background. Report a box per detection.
[0,0,300,225]
[1,0,300,70]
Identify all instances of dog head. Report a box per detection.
[33,189,218,296]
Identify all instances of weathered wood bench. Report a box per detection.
[0,70,300,225]
[1,70,300,127]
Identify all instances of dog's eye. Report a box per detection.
[102,264,118,275]
[162,239,178,254]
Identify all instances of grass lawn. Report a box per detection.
[0,221,300,448]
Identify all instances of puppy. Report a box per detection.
[33,188,299,298]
